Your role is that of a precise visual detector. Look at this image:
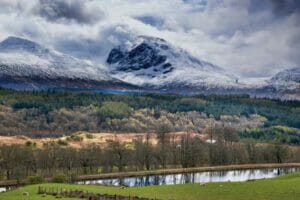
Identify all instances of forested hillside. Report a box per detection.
[0,87,300,181]
[0,87,299,138]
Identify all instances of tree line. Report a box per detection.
[0,129,299,182]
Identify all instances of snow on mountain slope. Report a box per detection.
[105,35,299,99]
[0,36,298,100]
[269,67,300,90]
[264,67,300,99]
[106,36,239,89]
[0,36,112,81]
[0,36,137,90]
[235,67,299,90]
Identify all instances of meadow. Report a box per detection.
[1,172,300,200]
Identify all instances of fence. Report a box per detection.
[37,186,162,200]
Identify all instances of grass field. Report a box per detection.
[1,172,300,200]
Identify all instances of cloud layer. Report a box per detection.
[0,0,299,77]
[37,0,103,24]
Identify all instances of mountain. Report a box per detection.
[270,67,300,87]
[106,36,238,90]
[0,36,138,91]
[106,36,299,99]
[0,36,298,100]
[267,67,300,99]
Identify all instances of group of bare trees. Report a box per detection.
[0,130,299,181]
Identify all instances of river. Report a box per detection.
[1,167,299,193]
[77,167,300,187]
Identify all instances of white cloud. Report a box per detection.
[0,0,299,77]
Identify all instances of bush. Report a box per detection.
[70,133,83,141]
[57,139,68,146]
[51,175,66,183]
[85,133,94,139]
[27,176,43,184]
[24,141,36,147]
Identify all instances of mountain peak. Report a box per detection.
[0,36,43,53]
[271,67,300,83]
[106,35,236,88]
[107,40,169,72]
[2,36,30,43]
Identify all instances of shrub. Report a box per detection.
[57,139,68,146]
[51,175,66,183]
[25,141,32,147]
[25,141,36,147]
[85,133,94,139]
[70,133,83,141]
[27,176,43,184]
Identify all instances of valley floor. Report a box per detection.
[1,171,300,200]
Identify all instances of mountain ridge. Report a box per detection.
[105,36,299,100]
[0,36,299,100]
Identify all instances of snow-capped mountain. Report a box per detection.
[270,67,299,88]
[0,36,137,90]
[106,36,299,99]
[0,36,298,100]
[107,36,238,90]
[265,67,300,99]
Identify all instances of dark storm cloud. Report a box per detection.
[270,0,300,15]
[38,0,102,24]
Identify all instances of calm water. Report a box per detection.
[1,167,299,193]
[77,168,300,187]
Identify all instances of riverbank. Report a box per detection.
[1,172,300,200]
[1,163,300,187]
[78,163,300,180]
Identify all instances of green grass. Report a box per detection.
[1,172,300,200]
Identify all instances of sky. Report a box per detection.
[0,0,299,78]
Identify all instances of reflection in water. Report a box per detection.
[1,168,298,193]
[77,168,300,187]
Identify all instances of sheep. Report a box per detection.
[22,192,29,196]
